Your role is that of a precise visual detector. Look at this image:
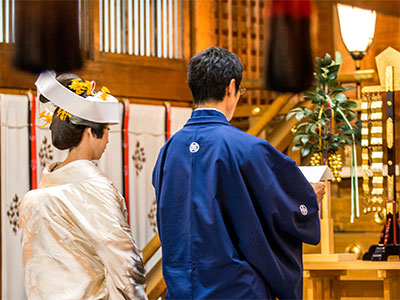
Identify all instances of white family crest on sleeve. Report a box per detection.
[299,204,308,216]
[189,142,200,153]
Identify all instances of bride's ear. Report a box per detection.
[84,127,94,138]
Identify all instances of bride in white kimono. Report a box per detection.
[19,72,147,300]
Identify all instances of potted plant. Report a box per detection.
[287,51,361,182]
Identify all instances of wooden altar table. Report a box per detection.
[303,260,400,300]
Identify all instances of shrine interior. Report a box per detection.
[1,0,400,299]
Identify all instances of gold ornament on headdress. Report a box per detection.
[100,86,110,101]
[56,108,72,121]
[68,78,94,96]
[39,111,53,128]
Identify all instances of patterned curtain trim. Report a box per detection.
[28,93,38,190]
[122,100,130,224]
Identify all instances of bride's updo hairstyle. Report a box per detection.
[39,73,108,150]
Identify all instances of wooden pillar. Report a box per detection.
[191,0,216,55]
[321,181,334,254]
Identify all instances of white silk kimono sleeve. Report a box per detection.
[93,188,147,300]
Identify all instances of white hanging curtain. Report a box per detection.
[1,94,28,300]
[98,103,124,193]
[170,106,192,136]
[128,104,165,249]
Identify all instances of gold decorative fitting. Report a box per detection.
[387,101,392,106]
[361,113,368,121]
[371,151,383,159]
[385,66,393,92]
[388,160,393,166]
[387,202,393,214]
[328,153,342,182]
[374,209,386,224]
[361,140,369,147]
[251,107,261,115]
[310,153,322,166]
[388,175,394,201]
[386,117,393,149]
[345,243,363,260]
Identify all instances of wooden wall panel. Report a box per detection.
[0,0,193,106]
[313,2,335,58]
[0,44,192,104]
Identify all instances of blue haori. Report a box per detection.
[152,109,320,299]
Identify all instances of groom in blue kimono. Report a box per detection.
[153,47,324,299]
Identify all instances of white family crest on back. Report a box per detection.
[189,142,200,153]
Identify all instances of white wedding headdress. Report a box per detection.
[35,71,119,124]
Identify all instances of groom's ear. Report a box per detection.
[227,79,236,97]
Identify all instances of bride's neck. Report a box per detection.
[53,145,93,171]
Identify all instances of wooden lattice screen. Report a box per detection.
[215,0,271,106]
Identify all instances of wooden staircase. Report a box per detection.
[234,92,306,164]
[142,234,165,300]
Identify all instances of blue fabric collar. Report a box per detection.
[184,109,232,126]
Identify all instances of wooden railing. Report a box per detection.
[142,234,166,299]
[246,93,295,137]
